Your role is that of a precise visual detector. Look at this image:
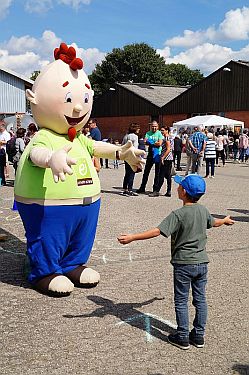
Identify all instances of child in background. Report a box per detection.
[118,174,234,350]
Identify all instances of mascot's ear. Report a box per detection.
[26,89,37,105]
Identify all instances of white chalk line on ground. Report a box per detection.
[116,313,177,343]
[0,245,248,263]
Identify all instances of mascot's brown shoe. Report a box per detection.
[66,266,100,288]
[34,274,74,297]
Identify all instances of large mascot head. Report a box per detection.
[26,43,94,139]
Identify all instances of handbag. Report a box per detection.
[171,164,176,176]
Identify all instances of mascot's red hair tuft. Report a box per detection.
[54,43,83,71]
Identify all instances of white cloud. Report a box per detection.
[24,0,91,13]
[165,6,249,48]
[25,0,53,13]
[218,7,249,40]
[156,46,171,60]
[71,43,106,73]
[0,0,12,19]
[160,42,249,75]
[0,31,105,78]
[57,0,91,10]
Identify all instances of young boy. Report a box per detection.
[118,174,234,350]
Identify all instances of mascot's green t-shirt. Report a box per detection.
[14,129,101,201]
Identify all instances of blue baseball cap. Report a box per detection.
[174,174,206,198]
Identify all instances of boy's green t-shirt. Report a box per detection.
[157,203,215,264]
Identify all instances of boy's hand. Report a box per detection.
[118,234,134,245]
[224,215,235,225]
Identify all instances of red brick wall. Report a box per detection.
[162,114,188,127]
[226,111,249,128]
[94,115,151,141]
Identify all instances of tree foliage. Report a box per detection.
[89,43,204,96]
[164,63,203,86]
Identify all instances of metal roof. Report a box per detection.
[117,82,188,108]
[0,66,33,85]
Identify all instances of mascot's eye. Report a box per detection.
[84,93,89,103]
[65,92,72,103]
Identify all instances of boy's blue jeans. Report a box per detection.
[173,263,208,339]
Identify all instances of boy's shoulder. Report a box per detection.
[173,203,209,218]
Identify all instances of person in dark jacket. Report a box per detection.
[174,135,182,171]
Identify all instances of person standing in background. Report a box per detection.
[137,121,164,194]
[204,133,216,178]
[173,135,182,171]
[215,131,225,167]
[0,121,10,185]
[88,118,101,141]
[149,126,173,197]
[121,123,140,196]
[88,118,102,171]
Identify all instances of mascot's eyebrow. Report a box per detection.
[85,83,90,89]
[63,81,69,87]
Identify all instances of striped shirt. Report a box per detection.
[205,140,216,159]
[162,136,174,161]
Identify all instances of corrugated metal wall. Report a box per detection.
[162,61,249,114]
[92,84,160,117]
[0,70,27,113]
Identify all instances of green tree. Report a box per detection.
[89,43,175,96]
[164,63,204,86]
[30,70,40,81]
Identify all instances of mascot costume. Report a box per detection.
[14,43,145,297]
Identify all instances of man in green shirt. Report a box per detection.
[118,174,234,350]
[136,121,164,194]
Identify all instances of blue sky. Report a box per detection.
[1,0,249,78]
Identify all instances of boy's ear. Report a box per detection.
[26,89,37,105]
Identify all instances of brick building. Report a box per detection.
[162,60,249,128]
[91,82,187,140]
[92,60,249,139]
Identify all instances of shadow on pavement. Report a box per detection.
[0,227,29,288]
[232,364,249,375]
[63,295,176,342]
[212,213,249,223]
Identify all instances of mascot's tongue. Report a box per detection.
[68,127,77,142]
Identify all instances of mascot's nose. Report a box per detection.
[73,104,83,113]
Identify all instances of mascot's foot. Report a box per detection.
[66,266,100,288]
[34,274,74,297]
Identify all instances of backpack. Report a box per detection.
[6,136,17,163]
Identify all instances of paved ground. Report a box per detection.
[0,157,248,375]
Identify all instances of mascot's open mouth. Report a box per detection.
[65,113,87,126]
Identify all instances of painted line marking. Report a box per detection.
[116,313,176,343]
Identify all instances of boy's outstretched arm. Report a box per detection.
[213,215,235,227]
[118,228,160,245]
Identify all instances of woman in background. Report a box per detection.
[121,123,140,196]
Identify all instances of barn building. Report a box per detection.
[91,82,188,140]
[0,67,33,120]
[161,60,249,128]
[92,60,249,139]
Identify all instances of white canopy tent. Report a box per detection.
[173,115,244,134]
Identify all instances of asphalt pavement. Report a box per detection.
[0,157,248,375]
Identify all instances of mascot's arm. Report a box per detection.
[93,140,145,172]
[30,145,77,183]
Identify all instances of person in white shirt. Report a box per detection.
[215,132,225,166]
[0,121,11,184]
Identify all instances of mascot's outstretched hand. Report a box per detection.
[119,141,145,172]
[93,140,145,172]
[30,144,77,182]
